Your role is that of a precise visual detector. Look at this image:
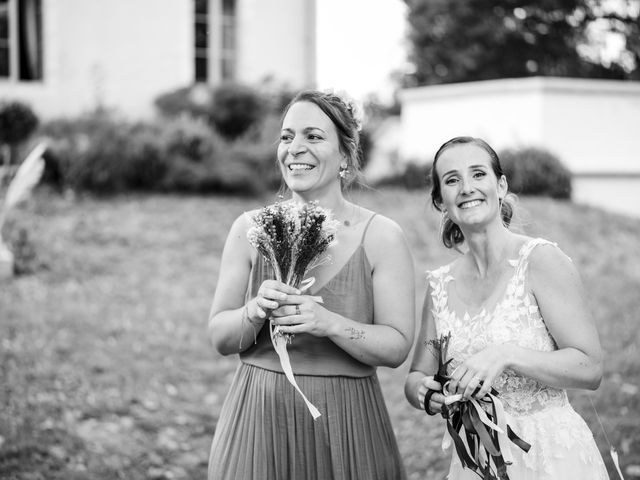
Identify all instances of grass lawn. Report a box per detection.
[1,187,639,480]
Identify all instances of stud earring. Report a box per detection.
[339,165,349,179]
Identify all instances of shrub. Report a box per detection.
[0,101,39,166]
[374,161,432,190]
[209,83,265,139]
[499,147,572,199]
[0,101,39,146]
[42,111,169,193]
[154,85,211,121]
[154,82,266,140]
[40,110,280,195]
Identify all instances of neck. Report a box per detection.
[290,185,345,211]
[462,222,513,278]
[291,190,351,226]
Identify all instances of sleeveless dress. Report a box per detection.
[427,238,609,480]
[208,214,406,480]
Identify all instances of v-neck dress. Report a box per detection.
[428,238,608,479]
[208,214,406,480]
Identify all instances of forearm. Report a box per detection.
[327,314,412,368]
[506,344,603,390]
[209,305,266,356]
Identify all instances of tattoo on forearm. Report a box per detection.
[346,327,365,340]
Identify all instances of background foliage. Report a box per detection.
[374,146,573,199]
[39,82,287,195]
[402,0,640,86]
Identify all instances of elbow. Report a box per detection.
[582,357,603,391]
[586,362,603,391]
[380,341,412,369]
[382,355,405,369]
[208,318,233,357]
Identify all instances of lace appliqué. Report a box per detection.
[429,238,608,479]
[428,238,568,417]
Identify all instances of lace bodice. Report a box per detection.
[428,238,569,416]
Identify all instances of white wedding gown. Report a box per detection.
[428,238,609,479]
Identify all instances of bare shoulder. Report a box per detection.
[365,212,408,248]
[528,240,579,286]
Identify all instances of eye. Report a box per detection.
[444,177,458,185]
[308,133,323,141]
[280,133,293,143]
[473,170,487,179]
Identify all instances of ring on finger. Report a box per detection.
[295,304,301,316]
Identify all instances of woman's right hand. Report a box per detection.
[418,375,445,414]
[249,280,301,322]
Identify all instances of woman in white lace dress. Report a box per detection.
[405,136,609,479]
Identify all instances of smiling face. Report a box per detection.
[277,101,344,198]
[435,143,508,229]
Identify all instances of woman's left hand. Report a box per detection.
[271,295,335,337]
[448,344,514,400]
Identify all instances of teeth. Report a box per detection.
[460,200,482,209]
[289,164,314,171]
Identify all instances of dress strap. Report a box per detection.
[513,238,557,281]
[359,213,377,245]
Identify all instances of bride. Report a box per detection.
[405,136,609,479]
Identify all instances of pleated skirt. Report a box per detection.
[208,363,406,480]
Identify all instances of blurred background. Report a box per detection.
[1,1,639,479]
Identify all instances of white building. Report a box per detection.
[399,77,640,217]
[0,0,316,118]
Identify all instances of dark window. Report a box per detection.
[18,0,42,80]
[221,0,235,80]
[194,0,208,82]
[0,0,10,77]
[0,0,43,81]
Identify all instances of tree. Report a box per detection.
[403,0,639,86]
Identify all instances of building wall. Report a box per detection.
[400,77,640,175]
[235,0,316,88]
[1,0,316,119]
[1,0,192,119]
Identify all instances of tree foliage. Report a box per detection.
[403,0,640,86]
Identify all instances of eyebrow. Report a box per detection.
[281,126,326,134]
[442,164,488,177]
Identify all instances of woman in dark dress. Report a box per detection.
[207,90,415,480]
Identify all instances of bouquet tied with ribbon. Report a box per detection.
[427,333,531,480]
[247,201,339,420]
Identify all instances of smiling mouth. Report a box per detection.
[288,163,315,171]
[459,199,483,209]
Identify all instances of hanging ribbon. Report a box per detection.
[440,383,531,480]
[426,334,530,480]
[270,276,322,420]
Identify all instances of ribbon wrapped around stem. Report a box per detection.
[270,277,321,419]
[427,334,531,480]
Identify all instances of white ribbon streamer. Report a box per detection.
[270,276,322,420]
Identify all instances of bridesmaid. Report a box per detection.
[208,90,415,479]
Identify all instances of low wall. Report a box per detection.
[399,77,640,175]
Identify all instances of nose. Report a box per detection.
[288,135,307,156]
[460,176,475,195]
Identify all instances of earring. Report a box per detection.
[339,164,349,179]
